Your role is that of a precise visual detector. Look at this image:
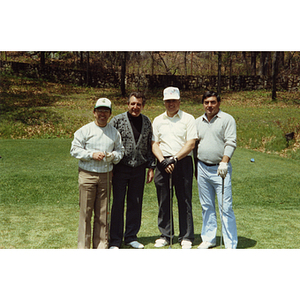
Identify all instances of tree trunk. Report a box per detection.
[121,51,127,97]
[259,52,266,76]
[251,52,257,75]
[272,52,279,100]
[158,52,170,75]
[184,52,188,76]
[217,52,222,95]
[190,52,193,75]
[40,52,46,68]
[86,51,90,85]
[229,52,232,89]
[151,52,154,75]
[278,51,284,72]
[80,52,84,69]
[242,51,248,75]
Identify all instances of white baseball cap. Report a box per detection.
[94,98,112,111]
[163,87,180,101]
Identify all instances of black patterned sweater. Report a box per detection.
[110,112,156,169]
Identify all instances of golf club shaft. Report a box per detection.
[169,173,173,249]
[107,162,111,241]
[220,177,224,249]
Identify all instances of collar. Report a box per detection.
[163,109,182,119]
[202,109,222,122]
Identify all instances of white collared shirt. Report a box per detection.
[152,109,197,156]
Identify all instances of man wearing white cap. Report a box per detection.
[70,98,124,249]
[152,87,197,249]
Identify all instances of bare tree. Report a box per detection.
[217,52,222,95]
[40,52,46,68]
[121,51,127,96]
[242,51,249,75]
[86,51,90,85]
[272,51,279,100]
[251,52,257,75]
[259,51,272,78]
[191,52,193,75]
[184,52,188,76]
[158,52,170,74]
[229,52,232,89]
[151,51,155,75]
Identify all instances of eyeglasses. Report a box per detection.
[95,108,110,113]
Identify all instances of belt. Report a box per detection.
[199,160,218,167]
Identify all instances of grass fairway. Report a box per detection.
[1,139,299,249]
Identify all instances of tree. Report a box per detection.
[86,51,90,86]
[251,52,257,75]
[120,52,127,97]
[184,52,188,76]
[242,51,249,75]
[40,52,46,68]
[150,51,155,75]
[272,51,279,100]
[217,52,222,95]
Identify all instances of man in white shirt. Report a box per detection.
[152,87,197,249]
[70,98,124,249]
[195,91,238,249]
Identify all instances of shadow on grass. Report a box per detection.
[0,75,69,126]
[134,235,257,249]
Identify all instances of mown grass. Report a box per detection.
[1,139,300,249]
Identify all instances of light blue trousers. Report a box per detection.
[197,161,238,248]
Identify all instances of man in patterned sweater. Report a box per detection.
[109,92,156,249]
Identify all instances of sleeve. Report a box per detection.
[223,116,237,158]
[109,116,117,128]
[111,130,125,164]
[152,117,158,142]
[70,127,93,161]
[146,120,156,169]
[186,115,198,141]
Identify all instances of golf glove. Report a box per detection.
[105,152,115,163]
[160,156,178,169]
[217,162,228,178]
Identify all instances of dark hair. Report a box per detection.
[128,92,146,106]
[202,91,221,103]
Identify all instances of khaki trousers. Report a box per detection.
[77,168,112,249]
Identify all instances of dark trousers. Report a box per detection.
[154,156,194,243]
[109,163,146,247]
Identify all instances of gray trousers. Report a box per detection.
[154,156,194,243]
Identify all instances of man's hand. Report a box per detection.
[160,156,178,173]
[92,152,105,161]
[217,162,228,178]
[146,168,154,183]
[105,151,115,163]
[160,156,178,169]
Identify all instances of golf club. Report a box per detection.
[169,173,173,249]
[220,177,224,249]
[106,161,111,242]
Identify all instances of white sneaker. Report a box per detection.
[127,241,144,249]
[197,241,216,249]
[154,238,169,247]
[109,246,119,249]
[181,240,192,249]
